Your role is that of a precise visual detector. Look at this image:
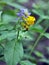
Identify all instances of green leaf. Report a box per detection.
[0,24,14,31]
[4,40,24,65]
[32,9,44,17]
[29,24,43,33]
[20,60,36,65]
[2,14,16,23]
[34,51,44,57]
[0,31,16,41]
[32,9,49,19]
[43,33,49,39]
[2,9,16,16]
[0,1,26,9]
[7,2,26,9]
[39,59,49,64]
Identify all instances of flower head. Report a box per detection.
[21,16,35,30]
[17,9,36,30]
[23,16,35,25]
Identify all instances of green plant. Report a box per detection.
[0,0,49,65]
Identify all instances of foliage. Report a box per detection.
[0,0,49,65]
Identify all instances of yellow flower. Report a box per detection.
[23,16,35,25]
[21,16,36,30]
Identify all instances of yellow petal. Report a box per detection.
[23,16,35,25]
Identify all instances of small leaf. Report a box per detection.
[43,33,49,39]
[4,40,24,65]
[20,60,36,65]
[39,59,49,64]
[34,51,44,57]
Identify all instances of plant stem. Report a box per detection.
[30,26,48,54]
[17,30,19,40]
